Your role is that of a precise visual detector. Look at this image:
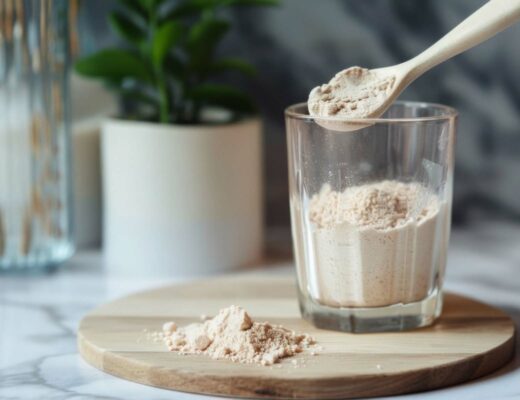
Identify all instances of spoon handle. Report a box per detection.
[406,0,520,79]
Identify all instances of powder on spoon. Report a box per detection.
[162,305,315,366]
[308,66,396,118]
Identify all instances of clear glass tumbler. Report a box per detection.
[0,0,74,270]
[285,101,457,332]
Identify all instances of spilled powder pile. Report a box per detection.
[305,180,449,308]
[162,306,315,366]
[308,66,396,118]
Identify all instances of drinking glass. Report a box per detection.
[285,101,457,332]
[0,0,74,270]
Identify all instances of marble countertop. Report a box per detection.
[1,220,519,400]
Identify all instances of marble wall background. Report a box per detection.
[80,0,520,231]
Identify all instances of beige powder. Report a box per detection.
[308,67,396,118]
[162,305,315,366]
[307,180,449,308]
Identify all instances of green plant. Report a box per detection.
[75,0,277,124]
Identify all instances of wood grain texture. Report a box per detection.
[78,275,515,399]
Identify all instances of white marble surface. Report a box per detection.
[1,220,519,400]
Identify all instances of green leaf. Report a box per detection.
[189,84,255,113]
[152,21,184,69]
[209,58,256,76]
[109,11,146,44]
[187,19,230,73]
[74,49,152,84]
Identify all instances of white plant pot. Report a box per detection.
[102,118,263,277]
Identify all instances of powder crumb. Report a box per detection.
[144,329,167,344]
[376,364,382,370]
[162,322,177,334]
[200,314,210,321]
[162,306,315,366]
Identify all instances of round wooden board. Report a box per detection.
[78,275,515,399]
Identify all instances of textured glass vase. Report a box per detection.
[0,0,74,270]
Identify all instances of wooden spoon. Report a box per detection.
[309,0,520,130]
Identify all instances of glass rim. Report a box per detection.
[285,100,458,124]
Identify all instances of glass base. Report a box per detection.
[0,242,75,272]
[298,287,443,333]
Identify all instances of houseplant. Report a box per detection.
[75,0,276,276]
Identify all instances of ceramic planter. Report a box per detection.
[102,118,263,276]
